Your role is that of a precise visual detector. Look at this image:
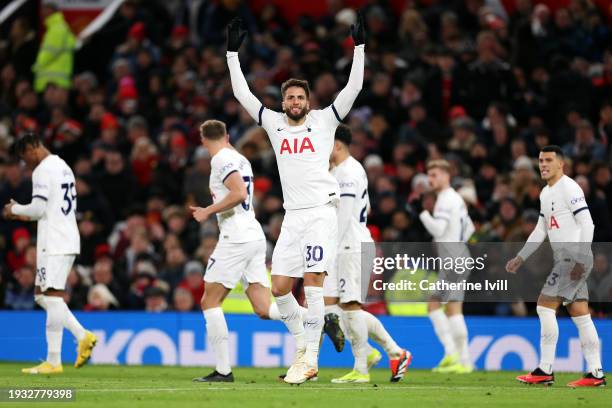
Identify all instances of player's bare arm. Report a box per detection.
[190,171,247,223]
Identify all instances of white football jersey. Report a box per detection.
[209,147,265,243]
[429,187,474,243]
[539,175,589,245]
[332,156,373,252]
[259,107,340,210]
[31,155,80,256]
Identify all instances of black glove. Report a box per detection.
[350,11,366,46]
[226,17,247,52]
[408,197,423,216]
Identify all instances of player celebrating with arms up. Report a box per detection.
[507,146,606,387]
[3,133,97,374]
[226,14,365,384]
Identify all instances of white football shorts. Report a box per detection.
[271,203,338,278]
[35,254,75,291]
[204,239,269,289]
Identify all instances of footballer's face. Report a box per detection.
[427,167,449,192]
[282,86,309,121]
[538,152,563,181]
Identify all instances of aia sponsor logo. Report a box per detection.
[279,137,315,154]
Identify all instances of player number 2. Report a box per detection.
[241,176,253,211]
[61,182,76,215]
[359,188,368,223]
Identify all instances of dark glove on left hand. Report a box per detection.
[350,11,366,46]
[226,17,247,52]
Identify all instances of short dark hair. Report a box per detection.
[334,124,352,146]
[13,132,42,156]
[281,78,310,99]
[200,119,226,140]
[540,145,564,158]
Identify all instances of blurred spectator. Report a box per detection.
[178,260,205,306]
[173,287,195,311]
[144,286,169,312]
[65,268,89,310]
[589,251,612,316]
[4,265,35,310]
[85,284,119,311]
[33,3,76,93]
[6,227,31,272]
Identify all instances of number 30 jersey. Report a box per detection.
[209,147,265,243]
[332,156,373,253]
[31,155,80,256]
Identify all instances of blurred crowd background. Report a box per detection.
[0,0,611,316]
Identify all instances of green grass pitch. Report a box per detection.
[0,363,609,408]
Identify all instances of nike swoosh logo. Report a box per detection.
[306,263,319,268]
[277,128,284,131]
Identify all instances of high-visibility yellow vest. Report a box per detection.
[33,12,76,92]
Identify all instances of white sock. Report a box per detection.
[275,292,306,351]
[363,310,402,357]
[203,307,231,375]
[536,306,558,374]
[303,286,324,368]
[449,314,470,366]
[572,314,604,378]
[36,294,85,341]
[45,297,64,366]
[344,310,369,374]
[35,294,47,310]
[268,303,281,320]
[429,309,457,357]
[62,304,86,341]
[269,302,308,322]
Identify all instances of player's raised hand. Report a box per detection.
[351,11,366,46]
[226,17,247,52]
[505,256,523,274]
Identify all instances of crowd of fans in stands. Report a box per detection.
[0,0,611,316]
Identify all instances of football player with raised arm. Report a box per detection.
[3,133,97,374]
[226,14,365,384]
[507,146,606,387]
[190,120,306,382]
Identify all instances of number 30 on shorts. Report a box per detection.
[305,245,323,262]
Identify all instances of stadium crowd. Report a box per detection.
[0,0,611,316]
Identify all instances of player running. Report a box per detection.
[226,14,365,384]
[507,145,606,387]
[3,133,97,374]
[190,120,305,382]
[324,124,411,383]
[419,160,475,374]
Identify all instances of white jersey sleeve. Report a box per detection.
[32,168,51,202]
[331,45,364,120]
